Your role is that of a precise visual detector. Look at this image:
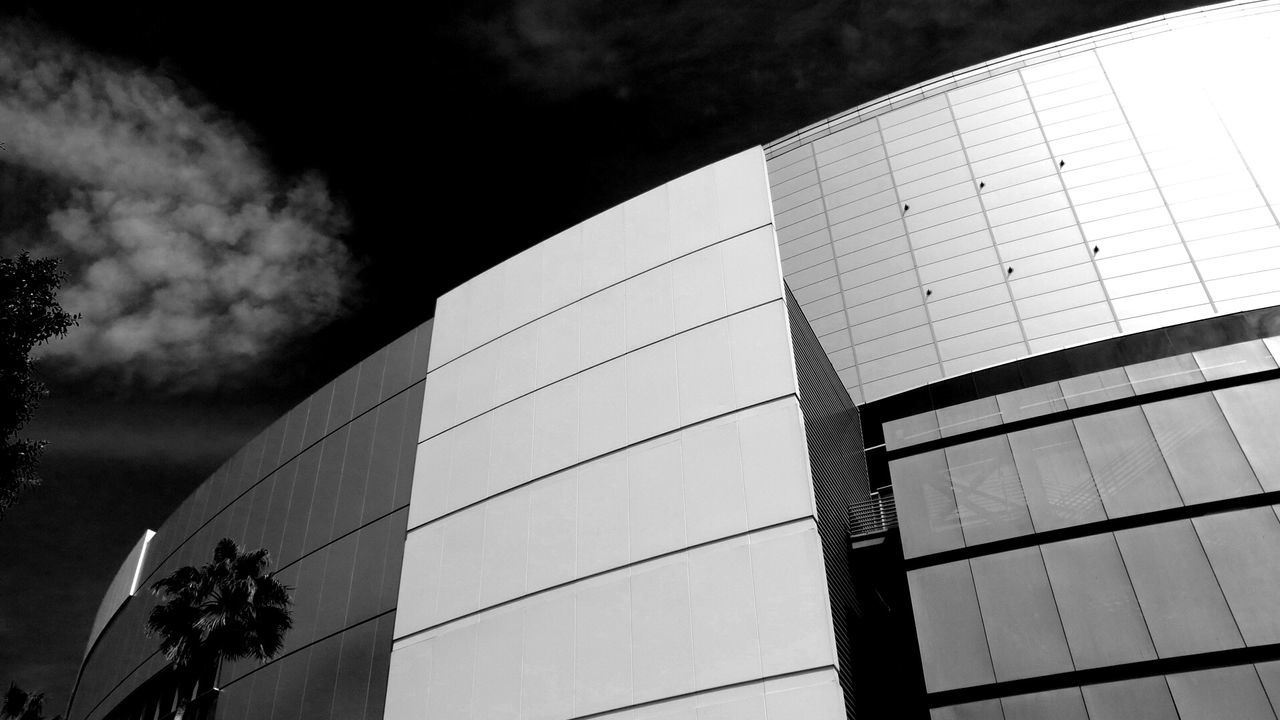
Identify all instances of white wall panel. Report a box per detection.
[395,147,844,719]
[999,226,1083,261]
[949,71,1023,105]
[577,456,631,577]
[389,521,837,720]
[478,490,530,608]
[521,593,576,719]
[537,303,582,387]
[399,401,816,658]
[859,344,939,385]
[541,226,586,314]
[581,204,628,294]
[580,667,844,720]
[630,555,696,703]
[473,609,525,720]
[429,148,772,372]
[419,227,783,443]
[527,470,577,589]
[421,398,804,594]
[435,510,484,623]
[574,576,634,715]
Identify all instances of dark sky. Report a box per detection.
[0,0,1211,712]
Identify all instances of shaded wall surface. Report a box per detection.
[785,283,870,718]
[872,306,1280,718]
[768,0,1280,404]
[84,530,154,658]
[388,148,850,719]
[68,320,433,720]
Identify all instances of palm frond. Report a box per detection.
[18,692,43,720]
[2,683,28,719]
[146,537,293,670]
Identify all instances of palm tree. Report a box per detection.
[2,683,61,720]
[146,538,292,716]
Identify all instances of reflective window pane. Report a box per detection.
[1215,380,1280,492]
[244,662,282,720]
[1115,520,1243,657]
[306,427,348,550]
[1060,368,1133,410]
[1008,422,1107,532]
[938,397,1003,437]
[1125,353,1204,394]
[996,382,1068,424]
[891,451,964,558]
[1194,340,1276,380]
[1074,408,1181,518]
[364,391,406,523]
[1193,508,1280,645]
[282,448,321,564]
[931,699,1005,720]
[970,548,1073,682]
[885,410,940,451]
[315,533,358,640]
[947,436,1034,546]
[272,649,311,720]
[907,560,996,692]
[331,622,378,720]
[365,615,396,720]
[289,551,327,648]
[1081,676,1178,720]
[1001,687,1088,720]
[348,517,393,624]
[1142,394,1260,504]
[1166,666,1277,720]
[302,383,334,449]
[333,412,376,539]
[1255,661,1280,719]
[1040,534,1155,669]
[298,634,341,719]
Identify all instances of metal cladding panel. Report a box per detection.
[68,322,431,720]
[877,305,1280,716]
[784,284,871,718]
[391,148,847,719]
[769,0,1280,405]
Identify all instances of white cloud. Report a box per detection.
[0,23,354,390]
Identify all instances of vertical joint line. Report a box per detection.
[1094,56,1218,314]
[809,142,867,398]
[941,93,1033,355]
[873,115,947,373]
[1203,91,1280,233]
[1015,65,1123,335]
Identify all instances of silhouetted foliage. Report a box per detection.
[2,682,63,720]
[147,538,293,672]
[0,252,77,519]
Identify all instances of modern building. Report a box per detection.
[69,1,1280,718]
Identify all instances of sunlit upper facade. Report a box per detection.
[769,0,1280,404]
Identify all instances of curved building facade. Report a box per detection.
[70,1,1280,719]
[769,0,1280,404]
[68,322,432,720]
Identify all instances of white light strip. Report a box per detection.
[128,529,157,596]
